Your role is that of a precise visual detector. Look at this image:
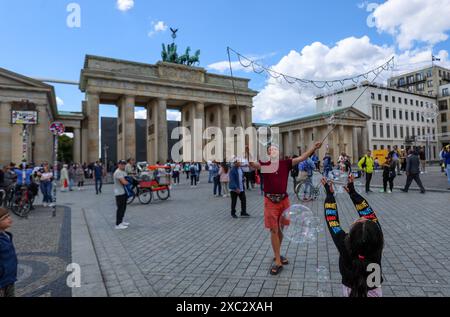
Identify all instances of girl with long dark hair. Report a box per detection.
[322,175,384,297]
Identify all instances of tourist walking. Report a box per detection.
[68,164,75,191]
[380,156,396,193]
[229,158,249,219]
[401,149,426,194]
[37,163,54,207]
[419,147,426,173]
[441,146,450,190]
[211,162,221,197]
[249,141,322,275]
[358,150,374,194]
[219,163,230,197]
[60,164,69,192]
[190,162,198,187]
[389,146,401,175]
[75,164,85,190]
[113,160,130,230]
[93,161,103,195]
[172,163,181,185]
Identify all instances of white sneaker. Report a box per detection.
[115,224,128,230]
[49,203,56,208]
[121,222,130,226]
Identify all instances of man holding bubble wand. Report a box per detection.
[249,141,323,275]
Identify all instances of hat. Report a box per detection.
[118,160,127,165]
[0,207,9,222]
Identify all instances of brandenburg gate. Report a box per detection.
[79,55,257,164]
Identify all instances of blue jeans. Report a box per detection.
[447,166,450,187]
[95,178,103,194]
[213,176,221,195]
[208,170,213,183]
[40,181,52,203]
[303,176,313,197]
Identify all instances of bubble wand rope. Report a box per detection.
[320,60,391,144]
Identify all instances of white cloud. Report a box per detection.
[148,21,168,37]
[167,110,181,122]
[135,109,147,119]
[56,97,64,106]
[117,0,134,12]
[253,36,394,123]
[373,0,450,50]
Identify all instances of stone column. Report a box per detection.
[73,128,81,164]
[86,92,100,163]
[193,102,204,162]
[352,126,359,162]
[117,95,136,160]
[0,102,12,164]
[361,125,369,152]
[288,130,293,157]
[338,125,345,154]
[299,129,305,155]
[157,98,168,163]
[34,104,52,164]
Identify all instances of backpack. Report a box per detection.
[290,164,299,178]
[361,156,367,169]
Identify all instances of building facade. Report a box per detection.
[437,83,450,148]
[316,82,439,159]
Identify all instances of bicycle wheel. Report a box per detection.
[138,188,153,205]
[157,188,170,201]
[295,181,305,201]
[126,193,136,205]
[11,197,31,218]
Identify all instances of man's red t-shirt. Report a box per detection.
[259,159,293,195]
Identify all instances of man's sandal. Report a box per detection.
[270,264,283,275]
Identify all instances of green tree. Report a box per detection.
[58,134,74,163]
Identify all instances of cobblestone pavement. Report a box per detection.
[10,206,72,297]
[59,172,450,297]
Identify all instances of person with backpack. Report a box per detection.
[389,146,401,176]
[290,155,299,189]
[190,162,198,187]
[358,150,374,194]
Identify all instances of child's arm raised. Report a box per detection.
[322,178,346,251]
[345,175,382,231]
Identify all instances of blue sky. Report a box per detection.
[1,0,450,123]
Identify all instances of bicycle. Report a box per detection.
[10,185,33,218]
[126,176,153,205]
[294,172,324,202]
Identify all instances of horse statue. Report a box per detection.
[177,47,191,65]
[187,49,201,66]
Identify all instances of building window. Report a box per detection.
[337,100,342,107]
[400,126,404,138]
[411,111,414,121]
[412,127,415,136]
[405,98,408,104]
[408,86,414,92]
[416,73,423,81]
[417,127,420,136]
[441,113,447,122]
[393,109,397,119]
[398,78,405,86]
[428,91,434,96]
[417,83,425,91]
[373,124,377,137]
[420,101,424,107]
[385,95,388,102]
[416,100,419,106]
[373,145,378,150]
[427,80,433,87]
[385,108,389,119]
[427,69,432,77]
[439,100,448,110]
[432,128,435,140]
[394,125,398,138]
[405,112,409,121]
[406,126,410,138]
[371,93,375,100]
[378,94,382,101]
[416,112,420,121]
[380,124,384,138]
[443,88,449,96]
[421,115,424,122]
[422,127,425,135]
[410,99,413,106]
[386,124,391,138]
[392,96,396,103]
[380,145,385,150]
[399,110,403,120]
[443,126,448,134]
[407,75,414,84]
[399,98,402,104]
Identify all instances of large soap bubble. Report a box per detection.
[280,204,322,244]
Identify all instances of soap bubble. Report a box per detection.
[280,205,322,244]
